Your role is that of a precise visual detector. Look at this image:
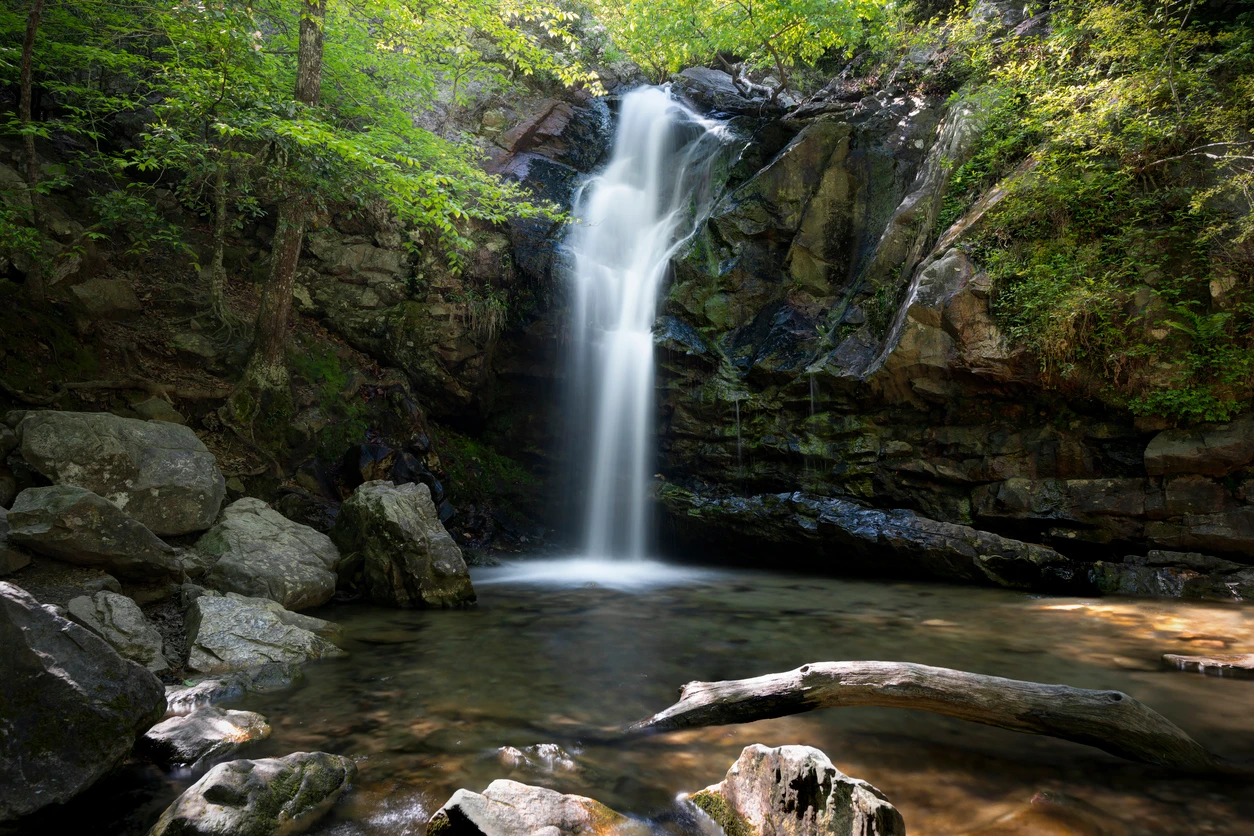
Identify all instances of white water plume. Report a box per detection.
[565,87,725,559]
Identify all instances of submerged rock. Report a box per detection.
[197,498,340,611]
[185,594,345,674]
[7,485,182,580]
[0,581,165,821]
[332,480,474,608]
[427,779,646,836]
[142,706,272,769]
[496,743,579,774]
[148,751,356,836]
[66,589,168,672]
[16,410,225,536]
[687,744,905,836]
[165,663,305,714]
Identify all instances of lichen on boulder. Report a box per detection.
[687,744,905,836]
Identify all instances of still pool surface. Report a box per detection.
[43,561,1254,834]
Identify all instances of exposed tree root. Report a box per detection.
[627,661,1248,775]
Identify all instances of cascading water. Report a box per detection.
[564,87,724,560]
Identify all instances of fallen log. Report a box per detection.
[627,661,1246,774]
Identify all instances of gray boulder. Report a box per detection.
[142,706,271,769]
[0,581,165,822]
[0,506,31,576]
[148,751,356,836]
[7,485,182,580]
[332,480,474,608]
[688,744,905,836]
[186,593,345,674]
[67,590,168,672]
[427,779,647,836]
[198,498,340,611]
[17,410,225,535]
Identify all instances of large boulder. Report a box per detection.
[148,751,356,836]
[427,779,647,836]
[185,593,345,674]
[0,506,31,576]
[67,590,168,672]
[0,581,165,822]
[142,706,272,770]
[688,744,905,836]
[197,498,340,611]
[6,485,182,580]
[17,410,225,535]
[332,480,474,608]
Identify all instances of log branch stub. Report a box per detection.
[627,661,1245,775]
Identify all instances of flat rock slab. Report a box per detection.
[7,485,182,580]
[186,594,345,674]
[1162,653,1254,679]
[143,706,271,769]
[17,410,225,536]
[688,744,905,836]
[0,581,165,821]
[428,779,648,836]
[148,751,356,836]
[67,590,167,672]
[198,498,340,611]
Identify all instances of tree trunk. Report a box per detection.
[208,158,238,329]
[19,0,46,307]
[628,661,1246,775]
[232,0,324,422]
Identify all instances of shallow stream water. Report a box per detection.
[49,561,1254,834]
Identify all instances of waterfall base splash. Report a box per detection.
[474,557,719,590]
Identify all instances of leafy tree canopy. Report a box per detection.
[589,0,890,88]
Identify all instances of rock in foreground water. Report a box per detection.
[142,706,271,769]
[198,498,340,611]
[427,779,647,836]
[0,581,165,822]
[186,594,345,674]
[148,751,356,836]
[7,485,182,580]
[332,480,474,608]
[17,410,225,536]
[688,744,905,836]
[67,589,168,671]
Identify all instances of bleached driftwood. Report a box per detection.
[628,661,1243,774]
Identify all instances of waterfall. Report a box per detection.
[565,87,724,559]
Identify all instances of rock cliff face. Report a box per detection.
[641,18,1253,588]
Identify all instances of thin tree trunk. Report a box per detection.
[627,661,1246,774]
[19,0,46,307]
[235,0,324,407]
[208,158,239,329]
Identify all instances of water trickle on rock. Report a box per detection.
[565,87,724,558]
